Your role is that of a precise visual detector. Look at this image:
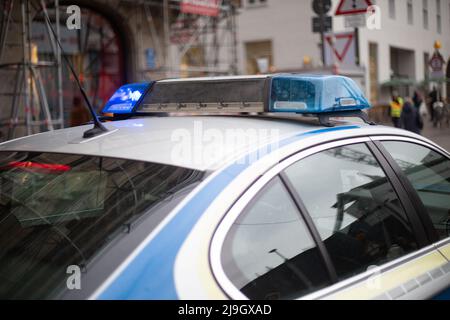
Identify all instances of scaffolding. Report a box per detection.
[0,0,239,141]
[0,0,64,141]
[122,0,239,79]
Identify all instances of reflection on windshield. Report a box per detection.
[0,152,203,299]
[382,141,450,240]
[236,144,419,299]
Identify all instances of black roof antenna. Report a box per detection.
[42,4,108,139]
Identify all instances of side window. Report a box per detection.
[221,177,331,300]
[381,141,450,240]
[283,143,419,281]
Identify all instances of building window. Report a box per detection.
[436,0,442,33]
[407,0,414,24]
[423,0,429,29]
[389,0,396,19]
[245,40,273,74]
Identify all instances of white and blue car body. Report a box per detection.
[0,74,449,300]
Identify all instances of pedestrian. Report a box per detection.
[390,91,403,128]
[428,86,439,121]
[412,90,423,110]
[401,97,423,134]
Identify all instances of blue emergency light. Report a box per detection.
[102,82,152,114]
[269,74,370,113]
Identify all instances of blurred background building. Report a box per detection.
[0,0,239,140]
[237,0,450,107]
[0,0,449,141]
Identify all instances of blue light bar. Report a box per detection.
[102,82,152,114]
[269,75,370,113]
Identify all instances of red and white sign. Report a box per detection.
[325,32,354,64]
[429,51,446,72]
[429,51,446,78]
[181,0,221,17]
[335,0,373,16]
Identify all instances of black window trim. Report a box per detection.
[370,136,450,244]
[279,172,338,283]
[365,141,429,247]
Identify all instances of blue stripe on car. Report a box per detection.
[98,125,359,299]
[433,287,450,300]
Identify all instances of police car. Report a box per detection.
[0,74,449,300]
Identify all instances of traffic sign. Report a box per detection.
[335,0,373,16]
[344,14,366,28]
[180,0,221,17]
[429,51,445,72]
[324,32,355,67]
[312,0,332,15]
[312,16,333,33]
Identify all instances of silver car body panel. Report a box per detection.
[0,116,436,171]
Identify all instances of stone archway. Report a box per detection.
[33,1,134,116]
[59,0,134,83]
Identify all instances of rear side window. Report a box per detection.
[221,177,331,300]
[0,152,202,299]
[381,141,450,240]
[283,143,419,281]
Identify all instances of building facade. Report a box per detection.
[236,0,450,105]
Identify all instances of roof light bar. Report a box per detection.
[102,74,372,125]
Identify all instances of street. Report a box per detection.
[380,118,450,152]
[421,121,450,152]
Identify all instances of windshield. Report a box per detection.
[0,151,203,299]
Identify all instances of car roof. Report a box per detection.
[0,115,427,171]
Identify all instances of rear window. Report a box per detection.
[0,152,203,299]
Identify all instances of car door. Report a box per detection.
[370,136,450,299]
[212,137,449,300]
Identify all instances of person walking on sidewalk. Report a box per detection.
[428,86,439,122]
[413,90,423,110]
[390,91,404,128]
[401,97,423,134]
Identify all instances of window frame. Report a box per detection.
[370,135,450,244]
[211,136,430,299]
[389,0,396,19]
[407,0,414,25]
[436,0,442,33]
[423,0,429,29]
